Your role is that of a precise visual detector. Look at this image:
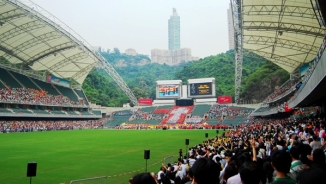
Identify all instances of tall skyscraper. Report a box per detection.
[168,8,180,51]
[227,3,235,50]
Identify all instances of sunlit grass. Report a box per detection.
[0,129,219,184]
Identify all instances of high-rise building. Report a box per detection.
[151,8,198,65]
[227,3,235,50]
[168,8,180,51]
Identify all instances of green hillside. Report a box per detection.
[82,49,289,106]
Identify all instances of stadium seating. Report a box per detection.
[12,107,33,114]
[74,89,89,105]
[147,119,161,125]
[161,106,194,124]
[32,109,51,115]
[141,106,156,113]
[50,110,66,115]
[191,104,211,116]
[0,80,6,88]
[55,85,79,103]
[93,110,102,116]
[10,72,39,89]
[153,105,173,114]
[30,78,60,95]
[0,108,12,113]
[0,68,22,88]
[108,116,129,125]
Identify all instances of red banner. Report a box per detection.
[217,96,232,104]
[138,98,153,106]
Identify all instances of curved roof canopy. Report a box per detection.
[242,0,325,73]
[0,0,99,84]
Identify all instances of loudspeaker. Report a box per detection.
[144,150,150,159]
[216,130,219,134]
[205,133,208,138]
[27,162,37,177]
[185,139,189,145]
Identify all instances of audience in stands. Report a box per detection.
[0,87,87,107]
[126,114,326,184]
[0,118,106,133]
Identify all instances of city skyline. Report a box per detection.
[31,0,229,59]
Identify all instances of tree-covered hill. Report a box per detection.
[82,49,190,106]
[82,49,289,106]
[175,50,289,102]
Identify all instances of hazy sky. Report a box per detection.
[31,0,230,59]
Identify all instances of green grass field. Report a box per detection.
[0,129,219,184]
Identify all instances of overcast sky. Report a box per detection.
[31,0,230,59]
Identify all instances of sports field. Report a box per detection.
[0,129,219,184]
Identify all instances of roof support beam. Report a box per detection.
[245,49,299,69]
[243,5,317,19]
[47,52,89,72]
[0,44,26,63]
[70,63,96,81]
[243,35,319,53]
[0,8,26,22]
[231,0,243,104]
[26,42,75,66]
[0,20,46,42]
[243,21,325,37]
[3,31,62,60]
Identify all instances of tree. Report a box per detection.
[132,87,149,99]
[113,48,120,55]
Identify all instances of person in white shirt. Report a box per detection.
[319,126,325,143]
[157,166,166,182]
[175,158,187,180]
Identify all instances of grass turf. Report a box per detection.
[0,129,220,184]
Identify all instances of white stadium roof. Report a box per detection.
[0,0,100,84]
[241,0,325,73]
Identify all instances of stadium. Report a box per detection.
[1,0,326,184]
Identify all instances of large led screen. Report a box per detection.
[189,83,212,96]
[158,85,179,97]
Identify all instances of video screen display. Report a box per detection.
[158,85,179,97]
[189,83,212,96]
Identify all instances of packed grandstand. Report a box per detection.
[2,0,326,184]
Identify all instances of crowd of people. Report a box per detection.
[0,87,86,107]
[208,105,253,120]
[263,79,300,103]
[128,115,326,184]
[0,119,106,133]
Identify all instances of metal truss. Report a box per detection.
[243,5,317,19]
[0,20,46,42]
[26,42,75,66]
[5,0,138,106]
[0,58,46,81]
[0,44,26,62]
[243,35,319,53]
[245,49,299,68]
[71,63,96,81]
[0,8,26,22]
[231,0,243,104]
[311,0,326,27]
[48,52,89,72]
[243,21,325,37]
[3,31,62,59]
[97,58,138,106]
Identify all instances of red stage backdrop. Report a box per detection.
[218,96,232,104]
[138,98,153,106]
